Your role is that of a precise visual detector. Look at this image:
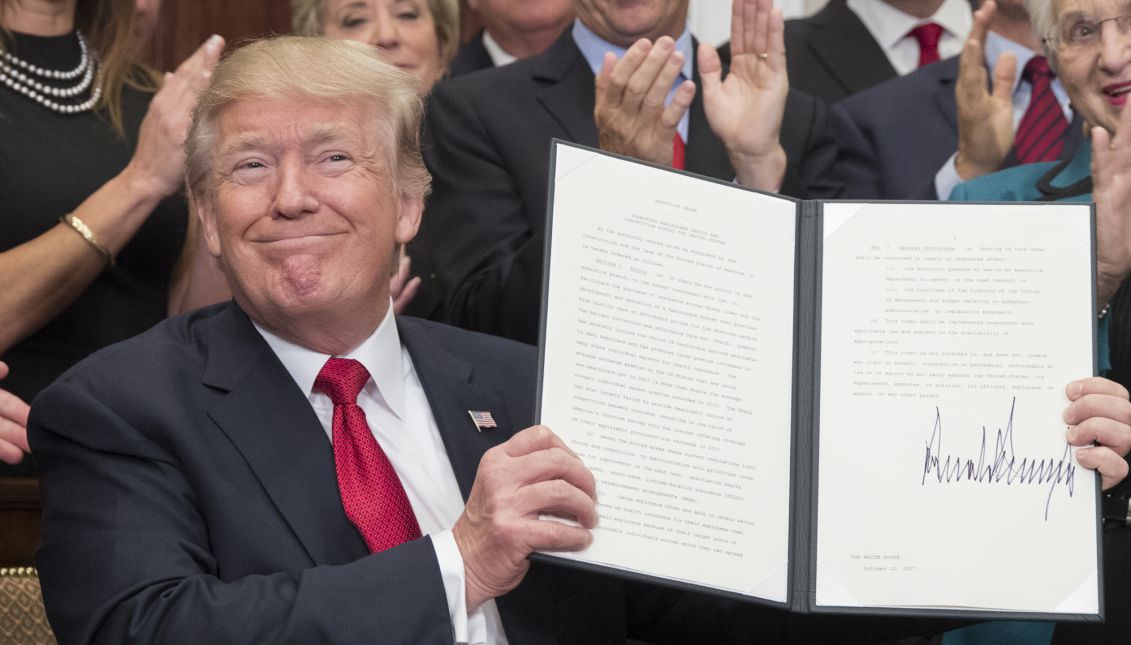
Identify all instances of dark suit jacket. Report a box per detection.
[784,0,897,105]
[450,30,494,77]
[31,301,763,644]
[832,56,1085,200]
[411,29,840,345]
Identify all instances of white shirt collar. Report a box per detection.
[252,301,407,420]
[847,0,972,51]
[481,30,518,67]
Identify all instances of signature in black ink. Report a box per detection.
[921,397,1075,521]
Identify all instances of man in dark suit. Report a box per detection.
[450,0,573,75]
[26,36,619,644]
[830,0,1081,199]
[784,0,972,104]
[411,0,839,344]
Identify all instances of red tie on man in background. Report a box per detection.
[1013,56,1069,163]
[672,133,686,170]
[909,22,944,67]
[316,357,422,553]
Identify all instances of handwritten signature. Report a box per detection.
[921,397,1075,520]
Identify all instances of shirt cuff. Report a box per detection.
[432,529,488,645]
[936,152,963,201]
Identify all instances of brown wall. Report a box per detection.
[145,0,482,71]
[147,0,293,70]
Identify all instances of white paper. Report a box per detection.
[540,144,797,601]
[815,202,1099,614]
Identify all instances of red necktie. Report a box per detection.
[315,358,421,553]
[672,133,685,170]
[909,23,943,67]
[1013,56,1069,164]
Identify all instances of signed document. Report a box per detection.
[535,142,1100,620]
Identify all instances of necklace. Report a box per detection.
[0,31,101,114]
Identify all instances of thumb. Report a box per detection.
[697,42,723,96]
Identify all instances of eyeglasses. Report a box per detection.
[1045,13,1131,50]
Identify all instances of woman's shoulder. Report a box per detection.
[948,161,1062,202]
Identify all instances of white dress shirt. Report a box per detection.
[847,0,973,75]
[934,31,1073,199]
[482,30,518,67]
[253,303,508,645]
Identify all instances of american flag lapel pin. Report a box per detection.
[468,410,497,432]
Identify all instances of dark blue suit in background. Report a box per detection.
[831,56,1083,200]
[28,301,694,644]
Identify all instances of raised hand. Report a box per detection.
[453,425,597,610]
[700,0,788,191]
[1064,377,1131,490]
[0,362,30,465]
[1091,100,1131,306]
[594,36,696,166]
[954,1,1017,181]
[125,34,225,199]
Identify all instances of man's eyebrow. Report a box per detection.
[305,124,357,147]
[218,133,268,158]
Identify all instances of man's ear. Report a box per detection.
[395,191,424,245]
[193,192,223,259]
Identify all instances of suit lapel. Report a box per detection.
[534,31,600,146]
[202,302,368,565]
[807,0,898,95]
[397,319,515,501]
[930,58,960,131]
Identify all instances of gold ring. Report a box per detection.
[757,52,769,60]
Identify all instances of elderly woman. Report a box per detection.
[291,0,460,92]
[0,0,222,471]
[950,0,1131,642]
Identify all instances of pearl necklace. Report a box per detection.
[0,31,101,114]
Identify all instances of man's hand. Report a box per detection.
[954,1,1017,181]
[700,0,788,191]
[594,37,696,166]
[0,362,30,465]
[1064,377,1131,490]
[1091,102,1131,306]
[453,426,597,610]
[390,254,421,315]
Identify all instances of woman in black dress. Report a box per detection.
[0,0,223,472]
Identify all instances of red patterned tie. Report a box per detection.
[672,133,685,170]
[909,23,944,67]
[315,358,421,553]
[1013,56,1069,164]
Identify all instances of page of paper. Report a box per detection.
[816,202,1098,614]
[538,145,797,600]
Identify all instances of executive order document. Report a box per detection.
[535,141,1099,618]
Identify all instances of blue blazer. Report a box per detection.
[948,140,1092,201]
[29,301,713,644]
[832,56,1084,200]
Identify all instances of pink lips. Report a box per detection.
[1103,81,1131,106]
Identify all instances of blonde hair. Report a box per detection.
[290,0,460,68]
[0,0,161,134]
[185,36,430,204]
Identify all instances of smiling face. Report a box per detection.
[1052,0,1131,133]
[198,94,422,347]
[322,0,445,90]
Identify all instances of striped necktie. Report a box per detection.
[1013,56,1069,164]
